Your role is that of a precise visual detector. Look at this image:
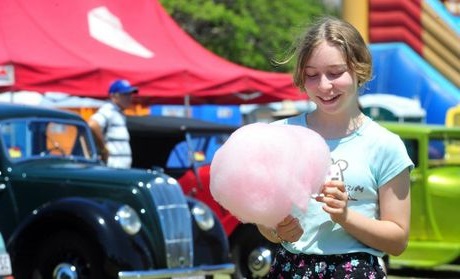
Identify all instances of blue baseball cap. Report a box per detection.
[108,79,138,95]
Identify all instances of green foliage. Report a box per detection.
[159,0,338,72]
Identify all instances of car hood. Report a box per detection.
[10,160,157,185]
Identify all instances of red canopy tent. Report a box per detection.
[0,0,305,104]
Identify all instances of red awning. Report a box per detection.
[0,0,305,104]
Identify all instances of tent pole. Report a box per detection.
[184,95,191,118]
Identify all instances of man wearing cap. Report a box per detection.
[88,79,138,168]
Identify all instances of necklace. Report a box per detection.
[346,113,365,136]
[306,113,366,139]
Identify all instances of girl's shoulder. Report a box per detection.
[361,119,406,149]
[363,119,399,138]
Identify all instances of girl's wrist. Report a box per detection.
[270,229,283,243]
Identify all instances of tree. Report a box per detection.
[159,0,338,72]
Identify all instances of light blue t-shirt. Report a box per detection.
[274,112,413,257]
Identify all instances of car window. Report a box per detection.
[429,139,445,160]
[403,139,419,167]
[166,134,230,168]
[0,118,97,162]
[436,136,460,166]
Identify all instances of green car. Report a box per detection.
[0,103,234,279]
[382,122,460,268]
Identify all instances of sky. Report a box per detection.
[322,0,342,9]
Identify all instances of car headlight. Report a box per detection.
[115,205,142,235]
[191,201,215,231]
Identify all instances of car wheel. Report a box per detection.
[31,231,107,279]
[230,225,279,279]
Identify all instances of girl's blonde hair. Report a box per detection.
[292,16,372,92]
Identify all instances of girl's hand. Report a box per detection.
[316,180,349,224]
[274,215,304,242]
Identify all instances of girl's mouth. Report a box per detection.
[318,95,339,104]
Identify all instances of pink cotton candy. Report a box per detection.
[210,122,331,228]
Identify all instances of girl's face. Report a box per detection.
[304,41,358,115]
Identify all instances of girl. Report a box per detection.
[258,17,413,279]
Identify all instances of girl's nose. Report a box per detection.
[318,75,333,91]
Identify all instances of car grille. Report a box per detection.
[150,182,193,268]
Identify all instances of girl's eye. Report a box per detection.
[306,73,318,78]
[330,71,344,76]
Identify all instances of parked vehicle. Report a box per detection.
[381,122,460,268]
[128,116,279,279]
[0,232,13,279]
[0,103,234,279]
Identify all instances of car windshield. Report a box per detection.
[429,133,460,167]
[166,133,230,168]
[0,118,98,162]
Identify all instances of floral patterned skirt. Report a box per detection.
[267,247,387,279]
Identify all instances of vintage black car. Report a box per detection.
[0,103,234,279]
[128,116,279,279]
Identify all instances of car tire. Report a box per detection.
[31,230,108,279]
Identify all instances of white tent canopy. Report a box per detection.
[359,93,426,119]
[0,91,106,108]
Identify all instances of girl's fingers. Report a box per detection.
[275,216,303,242]
[279,215,295,225]
[321,181,347,202]
[315,181,349,223]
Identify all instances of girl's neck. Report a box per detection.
[307,110,365,139]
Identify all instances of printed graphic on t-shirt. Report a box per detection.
[326,159,347,182]
[326,159,363,201]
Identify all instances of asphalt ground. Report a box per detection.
[388,265,460,279]
[213,265,460,279]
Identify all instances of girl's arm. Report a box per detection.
[317,168,411,256]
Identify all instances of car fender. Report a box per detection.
[8,196,155,272]
[187,197,231,264]
[179,166,240,235]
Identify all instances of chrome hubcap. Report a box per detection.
[248,247,272,277]
[53,263,78,279]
